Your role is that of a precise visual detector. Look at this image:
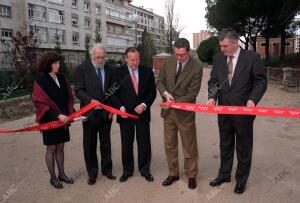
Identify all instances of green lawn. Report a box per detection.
[0,89,31,101]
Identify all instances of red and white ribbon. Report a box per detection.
[0,101,138,133]
[160,102,300,118]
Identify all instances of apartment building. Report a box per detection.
[193,30,214,49]
[105,0,134,58]
[130,4,166,53]
[0,0,166,67]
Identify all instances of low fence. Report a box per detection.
[266,67,300,92]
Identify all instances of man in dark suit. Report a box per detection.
[111,47,156,182]
[74,43,116,185]
[206,28,267,194]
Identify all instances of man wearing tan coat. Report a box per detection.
[157,38,203,189]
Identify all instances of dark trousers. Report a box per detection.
[119,120,152,176]
[217,116,254,185]
[83,119,113,179]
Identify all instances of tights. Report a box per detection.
[45,143,67,180]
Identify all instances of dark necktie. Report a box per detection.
[97,68,104,91]
[175,63,182,83]
[227,56,233,83]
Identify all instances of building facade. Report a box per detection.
[193,30,214,49]
[295,36,300,53]
[105,0,134,58]
[256,37,296,58]
[0,0,166,69]
[130,4,166,53]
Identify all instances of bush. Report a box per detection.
[265,53,300,67]
[105,59,123,71]
[0,70,16,91]
[196,37,219,65]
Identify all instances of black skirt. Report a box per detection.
[42,125,70,145]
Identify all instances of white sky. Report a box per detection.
[131,0,208,47]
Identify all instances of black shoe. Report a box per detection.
[50,178,63,189]
[103,172,116,180]
[209,177,231,186]
[234,183,246,194]
[188,178,197,189]
[87,178,96,185]
[119,174,132,182]
[162,176,179,186]
[142,173,154,182]
[58,175,74,184]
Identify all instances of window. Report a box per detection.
[84,18,90,29]
[48,8,64,24]
[72,17,78,27]
[1,29,13,39]
[28,4,46,21]
[30,26,47,43]
[48,0,63,5]
[72,0,78,8]
[85,34,91,44]
[260,42,266,47]
[50,29,65,43]
[72,32,79,44]
[107,37,126,47]
[285,42,292,47]
[84,3,90,12]
[106,8,127,20]
[0,5,12,17]
[95,6,101,15]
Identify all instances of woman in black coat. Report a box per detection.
[33,52,75,189]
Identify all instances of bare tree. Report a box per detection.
[165,0,184,53]
[94,19,102,43]
[11,27,39,89]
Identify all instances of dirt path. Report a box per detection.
[0,68,299,203]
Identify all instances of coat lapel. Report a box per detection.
[219,55,230,88]
[174,58,192,89]
[87,61,102,92]
[230,49,244,88]
[137,66,144,96]
[122,66,137,96]
[104,65,110,91]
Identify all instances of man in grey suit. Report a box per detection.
[207,28,267,194]
[74,43,116,185]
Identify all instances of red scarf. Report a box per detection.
[33,75,74,123]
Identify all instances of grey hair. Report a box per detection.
[218,28,239,42]
[89,43,106,58]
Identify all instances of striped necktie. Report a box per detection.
[227,56,233,83]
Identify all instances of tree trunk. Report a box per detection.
[280,27,286,64]
[245,38,249,50]
[250,38,257,52]
[265,33,270,65]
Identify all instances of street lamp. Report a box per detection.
[129,14,140,47]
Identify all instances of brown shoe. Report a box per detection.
[188,178,197,189]
[162,176,179,186]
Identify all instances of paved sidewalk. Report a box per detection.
[0,68,300,203]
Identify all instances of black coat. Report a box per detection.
[74,60,114,123]
[208,49,267,122]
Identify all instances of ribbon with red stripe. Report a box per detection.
[160,102,300,118]
[0,101,138,133]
